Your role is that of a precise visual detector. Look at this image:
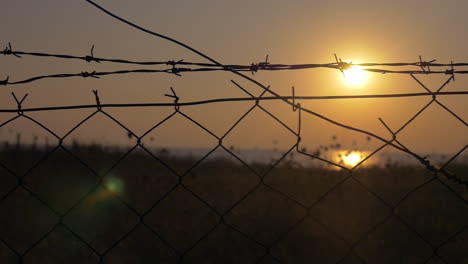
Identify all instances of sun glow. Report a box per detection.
[343,66,368,87]
[337,150,366,168]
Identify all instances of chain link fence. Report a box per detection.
[1,1,467,263]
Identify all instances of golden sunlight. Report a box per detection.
[337,150,365,167]
[343,66,368,87]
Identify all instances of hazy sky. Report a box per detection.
[0,0,466,157]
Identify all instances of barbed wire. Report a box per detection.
[0,0,467,263]
[2,43,468,70]
[3,43,468,85]
[1,77,466,185]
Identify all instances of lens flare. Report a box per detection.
[84,175,125,208]
[104,176,124,194]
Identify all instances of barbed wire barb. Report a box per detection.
[291,86,298,112]
[92,89,102,111]
[10,92,28,115]
[418,55,436,73]
[3,42,21,58]
[164,87,180,111]
[84,45,100,63]
[0,76,9,85]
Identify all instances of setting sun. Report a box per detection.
[337,150,366,167]
[343,66,368,87]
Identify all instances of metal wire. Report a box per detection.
[3,50,468,86]
[0,1,467,263]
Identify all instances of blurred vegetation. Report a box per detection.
[0,142,467,264]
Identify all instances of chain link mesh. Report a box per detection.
[0,1,467,263]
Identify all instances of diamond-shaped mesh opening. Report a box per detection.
[26,109,95,137]
[144,186,219,252]
[23,147,98,214]
[299,111,383,169]
[103,225,179,264]
[23,225,99,264]
[437,227,468,264]
[437,94,468,122]
[222,107,297,174]
[310,178,391,244]
[255,97,300,134]
[0,187,57,254]
[396,180,468,247]
[0,239,18,264]
[0,117,59,176]
[106,147,178,214]
[353,151,433,206]
[439,148,468,202]
[104,107,174,136]
[0,113,16,125]
[63,113,138,174]
[63,186,139,254]
[355,216,432,264]
[263,152,348,207]
[271,217,349,264]
[396,104,467,164]
[181,224,265,264]
[302,96,428,131]
[225,185,306,246]
[183,148,260,214]
[443,149,468,178]
[181,101,254,136]
[374,97,436,133]
[0,166,17,200]
[141,113,218,175]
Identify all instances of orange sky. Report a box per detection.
[0,0,466,157]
